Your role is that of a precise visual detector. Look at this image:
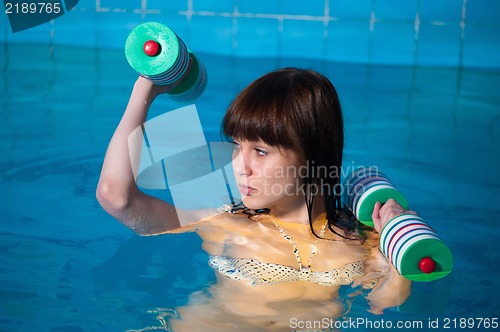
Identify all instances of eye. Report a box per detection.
[255,148,268,157]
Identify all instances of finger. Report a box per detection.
[383,198,400,209]
[379,200,402,215]
[372,201,382,220]
[383,206,416,223]
[376,201,404,232]
[373,215,382,233]
[372,202,382,232]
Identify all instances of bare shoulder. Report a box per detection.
[164,212,250,233]
[177,212,257,255]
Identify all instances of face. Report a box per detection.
[231,139,306,210]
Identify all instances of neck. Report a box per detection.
[270,195,326,225]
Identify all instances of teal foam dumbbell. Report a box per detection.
[125,22,207,101]
[343,167,453,282]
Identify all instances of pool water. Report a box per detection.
[1,43,499,331]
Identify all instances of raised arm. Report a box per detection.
[96,77,181,235]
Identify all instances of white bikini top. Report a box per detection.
[209,255,364,286]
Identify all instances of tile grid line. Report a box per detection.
[93,3,460,26]
[88,0,495,68]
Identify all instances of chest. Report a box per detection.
[202,218,367,271]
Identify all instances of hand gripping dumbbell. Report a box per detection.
[343,167,453,282]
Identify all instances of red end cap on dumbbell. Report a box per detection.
[144,40,161,56]
[419,257,436,274]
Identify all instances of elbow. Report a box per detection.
[96,179,133,216]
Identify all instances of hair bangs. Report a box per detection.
[222,78,299,151]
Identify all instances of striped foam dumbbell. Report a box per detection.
[125,22,207,101]
[343,167,453,282]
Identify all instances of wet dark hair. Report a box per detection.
[222,67,360,239]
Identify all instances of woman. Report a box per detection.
[97,68,412,331]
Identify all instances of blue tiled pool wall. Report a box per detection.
[1,0,499,68]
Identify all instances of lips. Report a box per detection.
[238,184,256,195]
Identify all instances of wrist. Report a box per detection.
[134,77,159,102]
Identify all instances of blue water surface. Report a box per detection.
[0,43,499,331]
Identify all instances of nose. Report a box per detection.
[232,148,252,177]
